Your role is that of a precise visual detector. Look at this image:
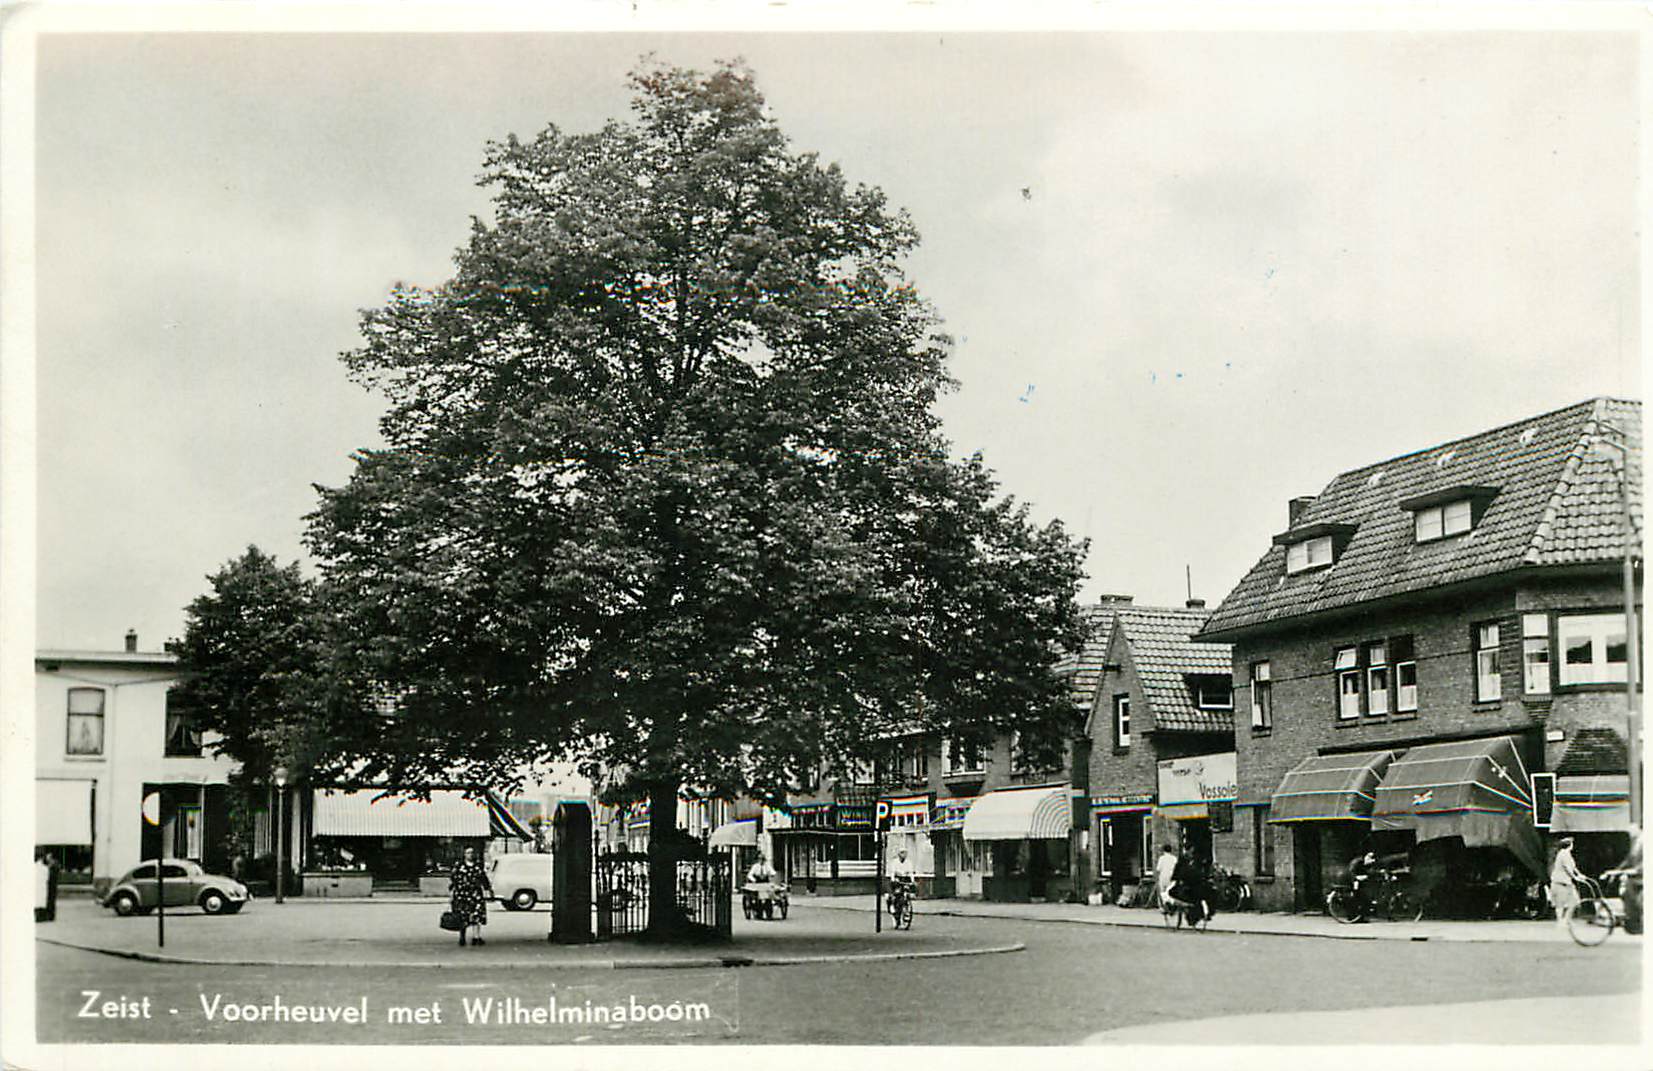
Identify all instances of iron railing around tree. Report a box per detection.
[594,846,732,939]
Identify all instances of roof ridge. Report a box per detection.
[1318,397,1619,485]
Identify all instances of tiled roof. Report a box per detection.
[1055,601,1128,708]
[1202,398,1643,639]
[1112,607,1234,732]
[1554,727,1629,776]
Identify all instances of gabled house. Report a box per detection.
[1083,603,1234,901]
[1199,398,1641,912]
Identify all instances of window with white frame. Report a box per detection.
[945,738,984,775]
[1414,499,1474,542]
[66,688,105,756]
[1335,647,1361,719]
[1365,641,1390,716]
[1193,675,1233,710]
[1286,536,1335,575]
[1522,613,1552,695]
[1250,662,1273,731]
[1474,623,1502,701]
[1558,613,1630,685]
[1113,694,1131,749]
[1392,636,1418,712]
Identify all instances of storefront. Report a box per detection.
[962,783,1072,902]
[1155,753,1237,871]
[1090,792,1153,901]
[929,797,978,898]
[1370,735,1545,907]
[1265,748,1400,911]
[878,793,936,896]
[308,788,531,890]
[1550,773,1633,874]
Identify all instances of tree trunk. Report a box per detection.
[644,780,693,939]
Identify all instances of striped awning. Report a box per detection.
[708,818,759,847]
[1270,749,1398,823]
[962,784,1071,841]
[37,779,94,846]
[313,789,491,837]
[931,798,972,830]
[1371,736,1545,876]
[1552,774,1631,833]
[486,794,534,841]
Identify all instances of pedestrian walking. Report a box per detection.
[448,845,492,947]
[35,851,52,923]
[1153,844,1178,906]
[1549,836,1582,928]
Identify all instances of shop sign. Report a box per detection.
[1156,753,1238,806]
[931,797,972,830]
[1091,791,1154,809]
[838,803,874,830]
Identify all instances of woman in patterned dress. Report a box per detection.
[449,845,492,946]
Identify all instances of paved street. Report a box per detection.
[31,897,1643,1046]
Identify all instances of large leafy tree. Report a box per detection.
[306,60,1088,930]
[171,546,331,781]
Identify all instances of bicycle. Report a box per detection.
[1565,873,1627,947]
[886,879,915,930]
[1209,866,1252,913]
[1326,869,1424,924]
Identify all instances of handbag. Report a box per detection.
[440,910,464,932]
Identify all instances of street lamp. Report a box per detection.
[274,765,289,903]
[1592,425,1641,832]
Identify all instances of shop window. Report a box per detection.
[1522,613,1552,695]
[66,688,105,756]
[1558,613,1630,685]
[1474,623,1502,702]
[1253,806,1275,876]
[1113,694,1131,749]
[1250,661,1272,732]
[1392,636,1418,712]
[1335,647,1361,719]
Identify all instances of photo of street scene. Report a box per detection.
[6,10,1644,1064]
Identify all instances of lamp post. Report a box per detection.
[274,765,289,903]
[1593,425,1641,831]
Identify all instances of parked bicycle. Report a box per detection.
[1209,865,1252,913]
[1565,871,1637,947]
[1326,867,1424,924]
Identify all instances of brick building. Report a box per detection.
[1199,398,1641,913]
[1083,603,1234,902]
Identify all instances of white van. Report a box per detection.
[489,853,553,910]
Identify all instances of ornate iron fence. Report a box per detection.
[594,847,732,939]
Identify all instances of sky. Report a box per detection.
[25,23,1642,652]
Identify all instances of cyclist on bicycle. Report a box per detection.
[890,848,917,895]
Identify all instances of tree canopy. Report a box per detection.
[304,59,1089,812]
[171,546,330,781]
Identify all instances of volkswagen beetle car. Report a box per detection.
[101,858,250,916]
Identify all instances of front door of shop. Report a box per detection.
[1294,826,1322,911]
[1179,819,1212,871]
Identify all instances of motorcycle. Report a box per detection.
[741,879,790,921]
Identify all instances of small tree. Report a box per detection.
[306,60,1088,936]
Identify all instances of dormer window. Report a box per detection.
[1273,522,1358,576]
[1401,484,1499,544]
[1192,675,1233,710]
[1413,499,1472,542]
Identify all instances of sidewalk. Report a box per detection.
[35,897,1023,970]
[796,892,1646,944]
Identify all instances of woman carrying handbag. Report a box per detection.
[448,845,493,947]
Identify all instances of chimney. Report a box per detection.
[1094,594,1135,607]
[124,629,138,653]
[1288,496,1316,527]
[1185,598,1207,610]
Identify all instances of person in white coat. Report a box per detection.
[1549,836,1583,927]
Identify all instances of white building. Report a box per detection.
[35,633,239,891]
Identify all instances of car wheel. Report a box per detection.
[201,890,228,915]
[511,889,537,911]
[110,892,139,918]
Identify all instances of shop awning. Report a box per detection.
[485,794,534,841]
[37,779,93,846]
[313,789,492,837]
[1269,749,1398,823]
[962,784,1071,841]
[1371,736,1545,876]
[708,819,759,848]
[1552,775,1632,833]
[930,798,972,831]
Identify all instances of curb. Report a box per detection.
[36,935,1025,971]
[798,899,1615,946]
